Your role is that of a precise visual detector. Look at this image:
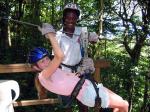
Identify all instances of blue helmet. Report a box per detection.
[28,47,50,64]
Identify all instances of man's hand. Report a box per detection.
[77,58,95,74]
[38,23,55,35]
[88,32,99,43]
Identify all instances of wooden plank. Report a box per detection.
[0,63,35,73]
[13,98,60,107]
[94,59,110,68]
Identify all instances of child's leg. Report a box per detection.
[104,87,129,112]
[34,75,48,99]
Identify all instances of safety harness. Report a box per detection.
[61,60,82,72]
[64,73,85,108]
[64,72,101,111]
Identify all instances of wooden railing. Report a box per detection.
[0,63,60,107]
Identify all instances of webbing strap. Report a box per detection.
[64,76,85,108]
[88,75,101,111]
[64,72,101,110]
[80,73,101,111]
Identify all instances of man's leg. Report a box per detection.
[77,100,89,112]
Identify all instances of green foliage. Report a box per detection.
[96,40,149,112]
[0,0,149,111]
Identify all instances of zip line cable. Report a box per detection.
[1,17,39,27]
[0,16,80,36]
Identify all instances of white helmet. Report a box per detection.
[63,3,80,17]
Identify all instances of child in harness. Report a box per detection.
[28,23,129,112]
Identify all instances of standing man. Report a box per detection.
[56,3,98,112]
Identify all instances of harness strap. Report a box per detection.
[87,74,101,111]
[61,60,82,72]
[64,75,85,108]
[65,72,101,110]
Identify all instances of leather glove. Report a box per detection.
[38,23,55,35]
[77,58,95,74]
[88,32,99,42]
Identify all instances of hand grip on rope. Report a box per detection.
[38,23,56,35]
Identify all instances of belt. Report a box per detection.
[61,60,82,72]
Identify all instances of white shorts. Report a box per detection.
[80,82,109,108]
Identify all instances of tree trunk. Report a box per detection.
[0,0,10,63]
[140,72,150,112]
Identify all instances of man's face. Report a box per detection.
[63,10,78,29]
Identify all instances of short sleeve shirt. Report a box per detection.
[56,27,82,66]
[38,68,87,97]
[38,68,109,108]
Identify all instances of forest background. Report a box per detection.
[0,0,149,112]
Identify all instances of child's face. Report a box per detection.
[36,56,51,70]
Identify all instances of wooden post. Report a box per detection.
[94,59,110,82]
